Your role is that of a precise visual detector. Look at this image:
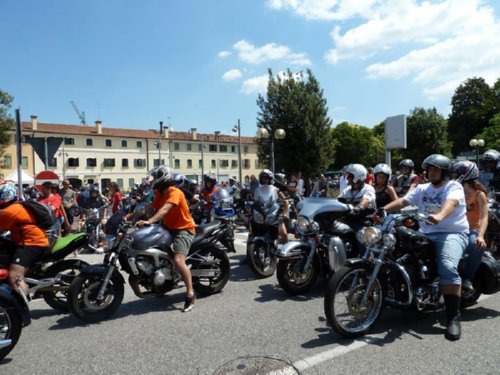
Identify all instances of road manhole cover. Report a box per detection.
[213,356,300,375]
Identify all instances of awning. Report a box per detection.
[5,170,35,184]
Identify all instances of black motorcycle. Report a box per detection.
[324,213,500,338]
[486,198,500,258]
[68,221,231,323]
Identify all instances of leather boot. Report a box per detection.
[443,294,461,341]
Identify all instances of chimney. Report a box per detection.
[163,126,170,139]
[214,131,220,140]
[95,120,102,135]
[31,115,38,131]
[191,128,197,140]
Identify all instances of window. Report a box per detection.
[117,178,124,189]
[64,138,75,145]
[199,159,203,168]
[121,140,128,147]
[86,138,93,146]
[231,146,236,153]
[2,155,12,168]
[174,143,180,151]
[187,159,192,168]
[209,144,217,152]
[136,141,143,148]
[220,145,227,152]
[134,159,146,168]
[220,159,229,168]
[105,139,112,147]
[87,158,97,167]
[122,159,129,167]
[243,159,251,169]
[128,178,135,188]
[211,160,216,168]
[198,144,202,151]
[48,158,57,167]
[174,159,180,169]
[103,158,115,167]
[153,159,165,167]
[187,143,192,151]
[232,160,238,168]
[243,146,249,153]
[68,158,79,167]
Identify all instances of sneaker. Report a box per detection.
[462,279,474,292]
[182,294,195,313]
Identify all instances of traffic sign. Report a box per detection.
[35,170,60,191]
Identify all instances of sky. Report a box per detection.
[1,0,499,137]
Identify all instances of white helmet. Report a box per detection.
[149,165,174,189]
[374,163,391,180]
[346,164,367,185]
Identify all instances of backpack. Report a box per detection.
[20,200,58,230]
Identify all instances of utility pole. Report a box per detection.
[201,136,205,181]
[233,119,242,183]
[158,121,163,165]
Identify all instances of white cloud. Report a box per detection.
[233,40,311,66]
[222,69,242,81]
[241,75,269,94]
[218,51,231,58]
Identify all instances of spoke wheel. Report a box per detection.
[192,248,230,295]
[0,299,22,360]
[276,257,318,295]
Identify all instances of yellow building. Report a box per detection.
[0,116,262,191]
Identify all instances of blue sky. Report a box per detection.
[1,0,499,137]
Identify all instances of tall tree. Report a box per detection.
[0,89,14,157]
[448,77,498,155]
[475,113,500,150]
[256,69,334,179]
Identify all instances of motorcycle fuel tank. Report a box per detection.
[130,224,173,250]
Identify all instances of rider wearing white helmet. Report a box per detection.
[373,163,398,208]
[338,164,376,209]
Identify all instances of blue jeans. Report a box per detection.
[463,230,483,282]
[426,232,468,286]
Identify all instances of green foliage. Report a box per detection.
[448,77,499,155]
[0,89,15,157]
[256,69,334,179]
[475,113,500,150]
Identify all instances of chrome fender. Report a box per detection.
[328,236,347,273]
[276,241,310,259]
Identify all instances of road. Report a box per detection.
[2,228,500,375]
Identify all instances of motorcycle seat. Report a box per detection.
[195,220,221,237]
[50,232,87,254]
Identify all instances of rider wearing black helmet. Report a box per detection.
[392,159,420,197]
[383,154,469,341]
[480,149,500,193]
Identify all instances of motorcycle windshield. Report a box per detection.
[298,198,350,220]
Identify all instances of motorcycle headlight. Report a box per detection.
[363,227,382,245]
[296,216,309,234]
[383,233,396,249]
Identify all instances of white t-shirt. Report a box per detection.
[339,184,376,209]
[404,180,469,234]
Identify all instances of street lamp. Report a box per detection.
[232,119,242,183]
[153,121,163,167]
[256,127,286,173]
[57,145,68,180]
[469,138,485,165]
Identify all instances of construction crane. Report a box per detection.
[70,101,87,125]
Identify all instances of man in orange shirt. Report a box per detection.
[136,166,197,312]
[0,181,49,296]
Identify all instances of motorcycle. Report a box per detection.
[276,198,372,295]
[0,267,30,360]
[79,205,108,252]
[246,200,281,278]
[486,199,500,258]
[0,231,90,312]
[68,220,231,323]
[323,213,500,338]
[210,189,237,253]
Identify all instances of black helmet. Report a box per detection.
[399,159,414,172]
[422,154,452,182]
[259,169,274,184]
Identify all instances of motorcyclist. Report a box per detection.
[174,173,200,212]
[452,161,489,291]
[200,175,218,222]
[391,159,420,197]
[480,149,500,194]
[226,177,238,196]
[383,154,469,341]
[136,166,197,312]
[0,180,49,297]
[338,164,376,210]
[373,163,398,208]
[253,169,289,244]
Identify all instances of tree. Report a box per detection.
[0,89,14,157]
[475,113,500,150]
[256,69,334,179]
[448,77,499,155]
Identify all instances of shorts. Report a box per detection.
[11,246,48,268]
[170,230,194,256]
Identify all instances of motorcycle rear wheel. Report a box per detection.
[68,273,124,323]
[324,265,384,338]
[246,242,277,278]
[0,299,22,360]
[276,257,318,295]
[192,248,230,295]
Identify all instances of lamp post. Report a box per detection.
[232,119,242,183]
[57,145,68,181]
[469,138,485,165]
[200,136,205,181]
[154,121,163,167]
[256,127,286,173]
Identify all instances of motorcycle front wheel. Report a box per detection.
[276,257,318,295]
[246,242,277,278]
[191,248,230,295]
[0,299,22,360]
[324,265,384,338]
[68,273,124,323]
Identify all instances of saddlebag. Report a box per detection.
[475,254,500,295]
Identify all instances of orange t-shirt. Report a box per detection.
[152,187,195,233]
[465,190,481,231]
[0,203,49,247]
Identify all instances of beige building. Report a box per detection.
[0,116,262,191]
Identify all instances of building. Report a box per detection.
[0,116,262,191]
